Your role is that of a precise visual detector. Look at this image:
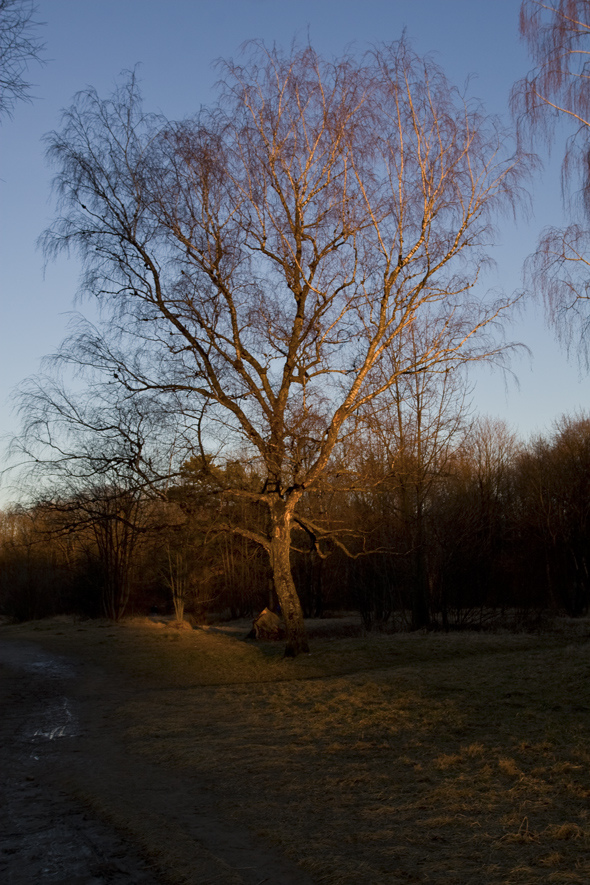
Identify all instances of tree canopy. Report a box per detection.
[26,40,526,653]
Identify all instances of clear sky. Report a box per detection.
[1,0,589,503]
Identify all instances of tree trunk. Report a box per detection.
[411,501,430,630]
[411,543,430,630]
[173,591,185,623]
[269,502,309,657]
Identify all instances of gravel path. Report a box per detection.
[0,639,314,885]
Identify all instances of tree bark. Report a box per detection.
[269,501,309,657]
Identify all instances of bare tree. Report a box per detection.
[11,361,171,500]
[63,483,145,621]
[10,366,174,619]
[516,412,590,615]
[39,42,525,655]
[359,322,472,629]
[426,417,521,626]
[513,1,590,362]
[0,0,44,119]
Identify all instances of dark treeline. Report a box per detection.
[2,412,590,630]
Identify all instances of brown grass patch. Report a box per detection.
[4,618,590,883]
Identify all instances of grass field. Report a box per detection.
[4,615,590,884]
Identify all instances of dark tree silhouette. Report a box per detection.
[0,0,44,119]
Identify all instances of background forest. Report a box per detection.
[3,411,590,631]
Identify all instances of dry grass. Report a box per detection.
[4,616,590,883]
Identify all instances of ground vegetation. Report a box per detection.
[2,616,590,884]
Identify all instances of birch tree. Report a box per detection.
[40,41,524,655]
[0,0,44,119]
[514,1,590,362]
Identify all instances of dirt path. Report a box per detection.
[0,638,314,885]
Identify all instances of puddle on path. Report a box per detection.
[0,642,77,678]
[0,642,82,743]
[20,658,77,679]
[27,695,79,741]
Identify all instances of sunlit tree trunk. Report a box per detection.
[269,499,309,657]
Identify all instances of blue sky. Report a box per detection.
[1,0,589,502]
